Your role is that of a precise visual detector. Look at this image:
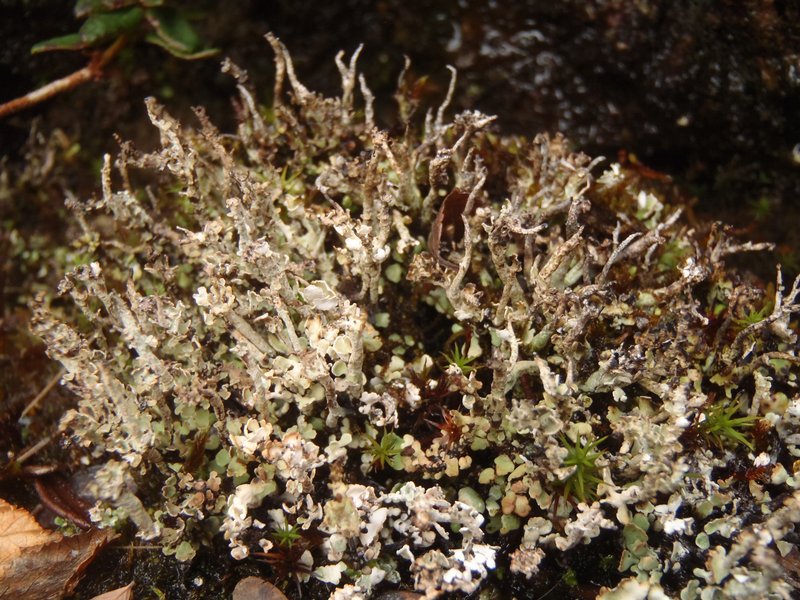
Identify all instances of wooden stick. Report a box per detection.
[0,36,126,120]
[20,368,64,419]
[15,434,53,464]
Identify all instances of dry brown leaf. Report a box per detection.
[0,496,61,569]
[0,498,116,600]
[88,581,134,600]
[232,576,288,600]
[0,528,115,598]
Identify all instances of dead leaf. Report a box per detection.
[88,581,134,600]
[0,496,60,567]
[232,576,288,600]
[0,498,116,599]
[428,188,470,270]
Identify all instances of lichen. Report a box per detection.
[31,34,800,598]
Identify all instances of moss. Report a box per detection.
[557,434,606,504]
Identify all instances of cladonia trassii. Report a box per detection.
[28,34,800,599]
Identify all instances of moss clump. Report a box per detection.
[699,400,759,451]
[31,34,800,599]
[557,434,606,504]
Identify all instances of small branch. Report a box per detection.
[20,368,64,420]
[14,434,54,464]
[0,36,126,120]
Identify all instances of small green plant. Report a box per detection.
[562,567,578,588]
[558,434,606,503]
[748,196,773,222]
[365,429,405,471]
[733,302,772,329]
[271,521,302,548]
[442,342,477,375]
[257,522,324,582]
[657,240,692,272]
[700,401,759,450]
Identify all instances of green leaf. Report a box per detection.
[75,0,113,18]
[31,33,86,54]
[75,0,162,18]
[144,33,218,60]
[174,540,196,562]
[387,454,405,471]
[442,342,477,375]
[75,0,122,18]
[365,429,405,472]
[144,7,201,54]
[79,6,144,45]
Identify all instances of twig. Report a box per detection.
[0,36,127,120]
[15,434,54,464]
[20,368,65,419]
